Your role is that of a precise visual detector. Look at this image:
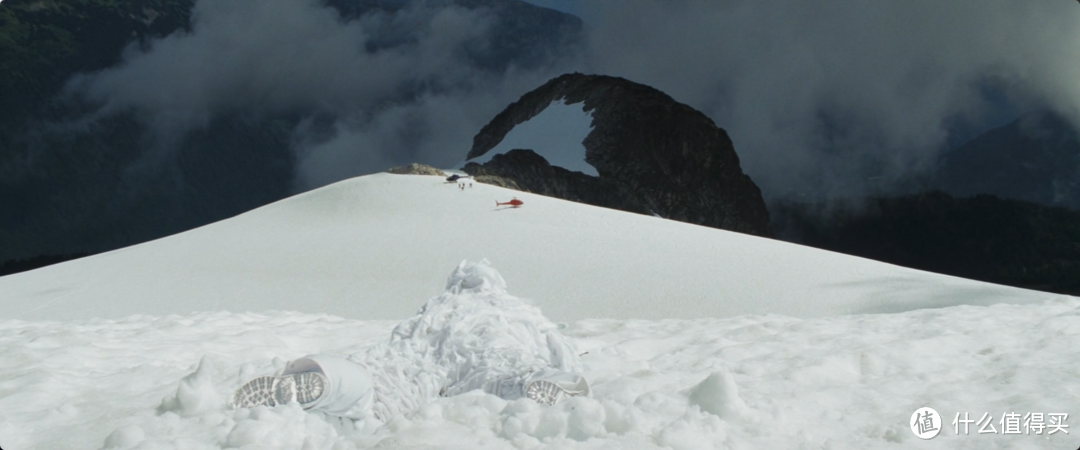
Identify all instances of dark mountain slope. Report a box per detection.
[0,0,195,126]
[934,110,1080,209]
[774,192,1080,295]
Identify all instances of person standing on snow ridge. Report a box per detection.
[232,259,590,423]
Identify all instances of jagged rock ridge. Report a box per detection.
[387,163,446,176]
[464,73,773,237]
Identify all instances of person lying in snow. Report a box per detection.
[232,259,590,422]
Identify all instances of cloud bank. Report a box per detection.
[66,0,566,190]
[578,0,1080,200]
[66,0,1080,201]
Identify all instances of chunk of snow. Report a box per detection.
[688,370,754,421]
[158,356,224,417]
[102,425,144,449]
[445,259,507,295]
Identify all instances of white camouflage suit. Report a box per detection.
[280,259,588,422]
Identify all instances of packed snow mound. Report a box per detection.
[338,259,583,420]
[399,260,578,377]
[445,258,508,295]
[688,370,756,422]
[158,356,224,417]
[0,173,1062,322]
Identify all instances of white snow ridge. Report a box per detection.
[0,173,1075,449]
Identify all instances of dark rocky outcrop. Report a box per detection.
[464,73,772,237]
[468,149,651,214]
[387,163,446,177]
[773,191,1080,296]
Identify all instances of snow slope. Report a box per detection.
[0,173,1075,449]
[0,173,1053,322]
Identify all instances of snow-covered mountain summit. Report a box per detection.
[0,172,1054,322]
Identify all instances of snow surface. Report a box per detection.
[463,100,598,176]
[0,172,1075,449]
[1,286,1078,448]
[0,173,1053,322]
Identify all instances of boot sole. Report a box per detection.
[525,379,568,406]
[233,371,327,409]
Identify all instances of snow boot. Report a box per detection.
[233,371,327,409]
[524,369,589,406]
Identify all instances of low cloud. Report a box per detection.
[578,0,1080,200]
[65,0,565,189]
[63,0,1080,202]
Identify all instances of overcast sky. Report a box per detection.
[63,0,1080,201]
[575,1,1080,200]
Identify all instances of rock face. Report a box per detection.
[464,73,773,237]
[387,163,447,177]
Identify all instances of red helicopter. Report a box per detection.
[496,197,523,208]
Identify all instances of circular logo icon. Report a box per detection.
[910,407,942,439]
